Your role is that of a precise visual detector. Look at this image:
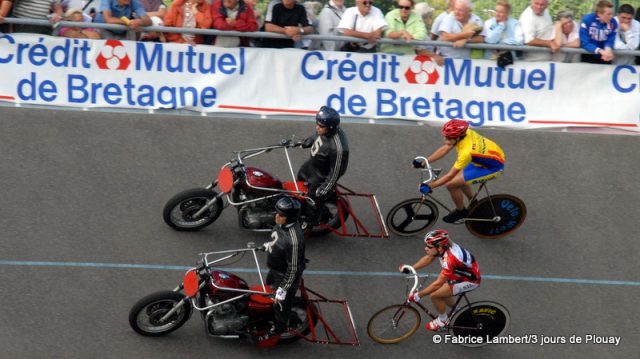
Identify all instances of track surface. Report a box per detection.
[1,107,638,358]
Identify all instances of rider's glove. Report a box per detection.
[419,183,432,194]
[399,264,411,274]
[275,287,287,302]
[412,159,424,168]
[301,137,314,149]
[409,292,421,303]
[262,241,273,253]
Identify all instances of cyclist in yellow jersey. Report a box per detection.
[413,119,505,223]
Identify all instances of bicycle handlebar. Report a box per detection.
[413,156,442,186]
[400,265,419,295]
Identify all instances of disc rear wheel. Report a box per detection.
[465,195,526,239]
[448,301,510,347]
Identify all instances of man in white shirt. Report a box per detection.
[338,0,387,52]
[614,4,640,65]
[430,0,455,40]
[519,0,557,61]
[437,0,485,59]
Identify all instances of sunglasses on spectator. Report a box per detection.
[361,1,372,5]
[398,5,411,10]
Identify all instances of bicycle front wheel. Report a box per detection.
[386,198,439,237]
[465,194,527,239]
[367,304,421,344]
[448,301,511,347]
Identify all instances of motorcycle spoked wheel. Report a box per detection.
[274,300,318,344]
[129,291,193,337]
[163,188,223,231]
[310,198,350,237]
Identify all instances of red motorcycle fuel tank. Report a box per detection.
[209,270,249,299]
[245,167,282,189]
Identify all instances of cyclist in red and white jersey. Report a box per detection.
[399,229,481,331]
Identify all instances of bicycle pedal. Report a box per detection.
[453,219,466,225]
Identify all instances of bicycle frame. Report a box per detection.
[414,157,500,224]
[399,265,481,332]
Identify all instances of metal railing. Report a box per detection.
[3,16,640,56]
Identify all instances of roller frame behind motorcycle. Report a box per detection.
[128,243,360,347]
[162,140,347,236]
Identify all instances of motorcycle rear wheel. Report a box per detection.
[278,300,318,344]
[129,291,192,337]
[311,198,350,237]
[163,188,223,231]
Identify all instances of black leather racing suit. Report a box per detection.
[265,222,306,333]
[297,127,349,223]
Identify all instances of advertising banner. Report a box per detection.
[1,33,638,131]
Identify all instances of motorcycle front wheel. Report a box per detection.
[163,188,223,231]
[129,291,192,337]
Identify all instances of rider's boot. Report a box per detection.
[425,317,448,332]
[442,208,468,224]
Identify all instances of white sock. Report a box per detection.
[438,314,448,322]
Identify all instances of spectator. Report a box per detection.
[301,0,322,49]
[58,7,101,39]
[613,4,639,65]
[519,0,556,61]
[0,0,63,35]
[580,0,617,64]
[164,0,212,45]
[211,0,258,47]
[139,0,168,41]
[95,0,152,40]
[437,0,485,59]
[551,10,580,63]
[381,0,426,55]
[337,0,387,53]
[60,0,92,22]
[412,2,441,62]
[413,2,434,32]
[244,0,263,29]
[483,0,523,60]
[262,0,313,48]
[0,0,12,32]
[430,0,454,41]
[317,0,346,51]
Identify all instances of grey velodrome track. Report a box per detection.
[1,106,639,359]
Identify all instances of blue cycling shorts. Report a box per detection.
[463,162,504,184]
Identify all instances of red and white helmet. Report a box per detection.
[424,229,450,248]
[441,119,469,138]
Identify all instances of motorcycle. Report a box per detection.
[163,139,352,236]
[128,243,360,347]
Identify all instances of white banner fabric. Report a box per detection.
[0,33,638,131]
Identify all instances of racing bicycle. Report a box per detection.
[386,157,526,239]
[367,265,510,347]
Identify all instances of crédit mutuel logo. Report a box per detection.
[95,40,131,70]
[404,55,440,85]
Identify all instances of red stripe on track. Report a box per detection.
[219,105,316,115]
[529,120,637,128]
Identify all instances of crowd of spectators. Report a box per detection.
[0,0,638,65]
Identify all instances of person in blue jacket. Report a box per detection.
[579,0,618,64]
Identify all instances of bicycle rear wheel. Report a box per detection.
[465,194,526,239]
[386,198,439,237]
[367,304,421,344]
[448,301,510,347]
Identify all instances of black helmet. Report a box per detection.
[315,106,340,133]
[275,196,301,223]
